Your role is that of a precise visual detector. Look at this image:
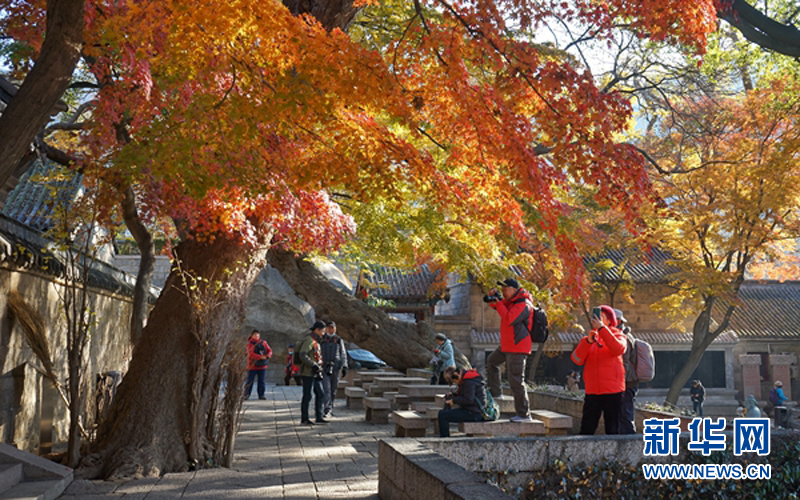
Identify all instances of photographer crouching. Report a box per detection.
[437,366,487,437]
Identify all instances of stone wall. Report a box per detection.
[379,439,508,500]
[0,266,134,453]
[112,255,172,290]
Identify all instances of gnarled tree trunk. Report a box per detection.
[268,249,469,371]
[79,236,269,479]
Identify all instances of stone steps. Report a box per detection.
[0,444,72,500]
[0,465,22,496]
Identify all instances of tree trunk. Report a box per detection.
[121,187,155,346]
[525,344,545,383]
[268,249,469,371]
[79,236,269,479]
[0,0,84,188]
[664,303,718,407]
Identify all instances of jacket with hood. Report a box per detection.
[436,339,456,369]
[247,338,272,371]
[490,288,534,354]
[451,369,487,414]
[570,306,626,395]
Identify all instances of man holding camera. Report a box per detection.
[320,321,348,418]
[484,278,534,422]
[298,320,328,425]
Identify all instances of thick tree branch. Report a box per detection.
[121,186,156,346]
[0,0,85,189]
[719,0,800,57]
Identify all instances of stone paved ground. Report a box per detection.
[58,384,393,499]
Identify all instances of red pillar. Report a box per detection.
[739,354,762,400]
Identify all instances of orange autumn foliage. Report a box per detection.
[1,0,721,294]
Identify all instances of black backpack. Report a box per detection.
[530,306,549,343]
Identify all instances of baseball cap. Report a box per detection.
[496,278,520,289]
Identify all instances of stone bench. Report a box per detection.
[410,400,437,413]
[372,376,428,395]
[407,368,433,379]
[426,406,441,433]
[530,410,573,435]
[345,387,366,410]
[335,380,349,399]
[383,391,399,410]
[364,397,392,424]
[458,419,546,437]
[393,394,411,411]
[399,384,454,402]
[358,370,397,384]
[391,410,430,438]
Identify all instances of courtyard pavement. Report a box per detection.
[57,384,392,499]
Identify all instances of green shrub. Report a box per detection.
[482,435,800,500]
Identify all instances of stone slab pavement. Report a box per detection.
[57,384,397,500]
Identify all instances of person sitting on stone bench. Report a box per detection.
[438,366,486,437]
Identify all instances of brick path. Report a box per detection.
[58,384,387,499]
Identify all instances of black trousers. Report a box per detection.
[580,393,623,435]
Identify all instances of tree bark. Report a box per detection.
[121,187,155,346]
[720,0,800,57]
[664,299,724,407]
[0,0,84,188]
[268,249,470,371]
[79,236,269,479]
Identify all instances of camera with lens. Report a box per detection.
[483,291,501,303]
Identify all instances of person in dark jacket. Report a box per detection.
[616,309,638,434]
[571,305,626,435]
[690,379,705,417]
[485,278,534,422]
[438,367,486,437]
[284,344,301,386]
[320,321,348,417]
[245,330,272,400]
[298,321,327,425]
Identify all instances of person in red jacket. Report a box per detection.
[485,278,534,422]
[570,305,626,434]
[245,330,273,400]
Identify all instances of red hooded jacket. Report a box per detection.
[570,310,626,395]
[490,288,534,355]
[247,338,272,371]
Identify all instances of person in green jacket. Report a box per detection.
[298,321,328,425]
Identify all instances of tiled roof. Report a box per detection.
[0,214,154,301]
[716,281,800,339]
[584,248,679,284]
[2,159,83,231]
[357,265,441,303]
[470,329,738,347]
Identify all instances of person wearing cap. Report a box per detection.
[320,321,348,417]
[298,320,328,425]
[484,278,534,422]
[690,379,705,417]
[245,330,272,400]
[616,308,637,434]
[570,305,626,434]
[431,333,456,384]
[284,344,301,386]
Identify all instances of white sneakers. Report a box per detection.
[510,415,533,422]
